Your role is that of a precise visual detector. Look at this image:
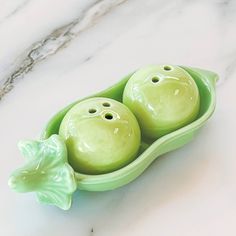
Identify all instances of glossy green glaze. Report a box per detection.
[123,65,200,139]
[59,97,141,174]
[8,135,77,210]
[41,66,217,191]
[8,65,218,210]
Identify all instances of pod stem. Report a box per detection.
[8,135,77,210]
[181,66,219,87]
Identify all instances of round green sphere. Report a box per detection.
[123,65,200,139]
[59,97,141,174]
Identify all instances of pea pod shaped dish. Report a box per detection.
[8,65,218,210]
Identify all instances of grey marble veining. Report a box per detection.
[0,0,127,100]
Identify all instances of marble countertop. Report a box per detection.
[1,0,236,235]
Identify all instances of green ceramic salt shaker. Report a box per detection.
[59,97,141,174]
[123,65,200,139]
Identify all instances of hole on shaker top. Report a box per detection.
[102,102,111,107]
[89,108,97,114]
[164,65,172,71]
[105,113,113,120]
[152,77,159,83]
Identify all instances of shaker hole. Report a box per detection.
[88,108,97,114]
[105,113,113,120]
[102,102,111,107]
[152,77,159,83]
[164,65,172,71]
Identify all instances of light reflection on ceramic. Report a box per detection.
[8,135,77,210]
[59,97,141,175]
[123,65,200,139]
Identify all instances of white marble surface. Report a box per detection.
[1,0,236,235]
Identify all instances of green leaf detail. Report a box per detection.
[9,135,77,210]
